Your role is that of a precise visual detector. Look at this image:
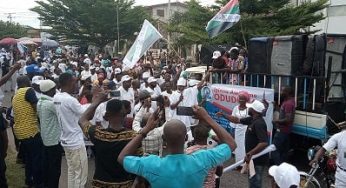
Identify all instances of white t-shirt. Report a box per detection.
[145,85,162,98]
[53,92,88,149]
[231,106,249,129]
[169,87,199,127]
[91,74,98,83]
[93,101,109,129]
[58,63,67,73]
[81,70,91,79]
[323,130,346,168]
[118,86,135,117]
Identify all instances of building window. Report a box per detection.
[157,9,165,17]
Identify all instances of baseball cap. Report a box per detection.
[269,163,300,188]
[212,51,221,59]
[26,64,43,74]
[39,80,56,92]
[121,75,132,82]
[32,75,44,85]
[147,77,157,83]
[188,79,200,87]
[246,100,265,113]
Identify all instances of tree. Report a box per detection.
[31,0,150,47]
[0,21,28,39]
[169,0,328,47]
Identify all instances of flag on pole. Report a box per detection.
[123,20,162,71]
[206,0,240,38]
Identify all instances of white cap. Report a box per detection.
[39,79,56,92]
[71,61,78,67]
[32,75,44,85]
[188,79,200,87]
[229,47,239,53]
[95,67,100,71]
[142,71,151,79]
[114,68,121,75]
[269,163,300,188]
[84,54,88,57]
[121,75,132,82]
[90,65,95,70]
[177,77,187,86]
[212,51,221,59]
[246,100,265,113]
[148,77,157,83]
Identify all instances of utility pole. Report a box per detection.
[5,13,15,23]
[167,0,171,62]
[117,2,120,55]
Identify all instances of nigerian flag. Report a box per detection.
[206,0,240,38]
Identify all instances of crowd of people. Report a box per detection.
[0,45,306,188]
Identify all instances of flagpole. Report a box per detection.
[240,21,247,49]
[167,0,171,63]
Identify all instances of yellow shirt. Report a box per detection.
[13,87,39,140]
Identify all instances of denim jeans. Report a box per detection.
[249,165,265,188]
[271,132,290,165]
[20,133,44,188]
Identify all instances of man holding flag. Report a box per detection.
[206,0,241,38]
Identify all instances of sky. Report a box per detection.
[0,0,216,29]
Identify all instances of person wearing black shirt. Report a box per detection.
[223,100,269,188]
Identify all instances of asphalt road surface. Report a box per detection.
[2,90,282,188]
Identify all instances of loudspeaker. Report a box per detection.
[271,35,305,76]
[247,37,273,74]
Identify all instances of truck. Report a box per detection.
[196,34,346,148]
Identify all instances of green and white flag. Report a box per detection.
[123,20,162,71]
[206,0,240,38]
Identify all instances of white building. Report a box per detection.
[146,2,188,23]
[291,0,346,34]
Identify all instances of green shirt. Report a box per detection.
[37,94,61,146]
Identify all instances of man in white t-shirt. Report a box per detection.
[118,75,135,117]
[53,73,89,188]
[80,64,91,79]
[83,54,91,65]
[146,77,161,99]
[310,123,346,187]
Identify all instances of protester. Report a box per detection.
[13,76,43,188]
[186,122,224,188]
[226,100,269,188]
[53,73,89,187]
[118,75,135,117]
[37,79,62,188]
[309,121,346,187]
[272,87,295,165]
[217,91,250,163]
[117,106,237,188]
[79,91,141,187]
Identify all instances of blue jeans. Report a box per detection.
[249,165,265,188]
[272,132,290,165]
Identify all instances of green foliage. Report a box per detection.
[0,21,28,39]
[169,0,328,47]
[31,0,150,47]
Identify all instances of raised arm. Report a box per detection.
[118,109,160,165]
[78,91,108,131]
[0,62,21,86]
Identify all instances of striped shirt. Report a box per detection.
[13,87,39,140]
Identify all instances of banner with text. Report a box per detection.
[202,84,275,140]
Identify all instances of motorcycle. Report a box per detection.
[299,146,336,188]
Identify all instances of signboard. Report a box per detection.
[202,84,275,141]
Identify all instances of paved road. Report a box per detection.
[3,90,272,188]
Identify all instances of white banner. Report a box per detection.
[203,84,275,141]
[123,20,162,71]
